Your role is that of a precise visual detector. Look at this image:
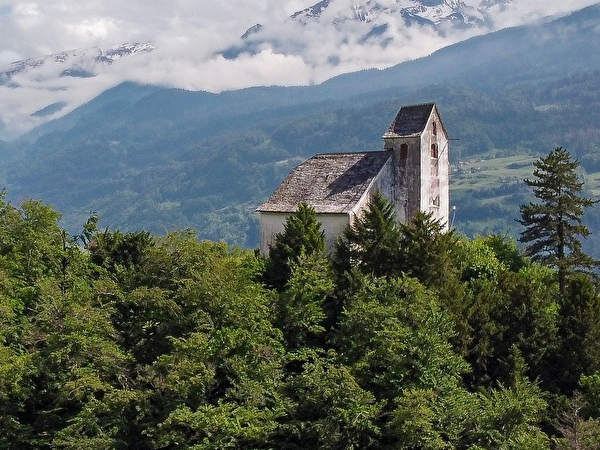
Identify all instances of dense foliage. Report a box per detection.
[1,177,600,449]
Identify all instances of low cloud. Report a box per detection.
[0,0,597,139]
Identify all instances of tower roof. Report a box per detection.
[384,102,436,138]
[257,151,391,214]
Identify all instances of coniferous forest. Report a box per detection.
[2,148,600,449]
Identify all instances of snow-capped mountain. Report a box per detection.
[291,0,488,26]
[0,42,157,141]
[0,43,156,87]
[0,0,594,141]
[291,0,332,24]
[227,0,508,60]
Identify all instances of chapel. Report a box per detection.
[257,102,449,253]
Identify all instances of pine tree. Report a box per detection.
[333,190,401,278]
[263,202,325,290]
[518,147,598,294]
[397,211,456,287]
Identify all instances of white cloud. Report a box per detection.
[12,2,43,29]
[0,50,20,65]
[488,0,598,28]
[2,0,596,65]
[0,0,598,139]
[67,18,119,41]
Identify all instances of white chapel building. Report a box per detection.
[257,102,450,254]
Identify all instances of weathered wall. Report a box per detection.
[318,214,352,251]
[384,136,421,225]
[258,212,288,255]
[383,107,450,228]
[258,211,350,255]
[349,156,395,221]
[419,108,450,228]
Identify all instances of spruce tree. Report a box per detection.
[518,147,598,294]
[397,211,456,287]
[334,189,401,278]
[263,202,325,290]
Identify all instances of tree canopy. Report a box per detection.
[0,189,599,448]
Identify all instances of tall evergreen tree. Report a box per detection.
[263,202,325,290]
[397,211,456,287]
[334,190,401,278]
[554,274,600,394]
[518,147,598,294]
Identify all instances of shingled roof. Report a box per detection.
[384,102,435,137]
[258,151,391,214]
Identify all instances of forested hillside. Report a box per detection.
[5,71,600,251]
[1,4,600,252]
[2,160,600,448]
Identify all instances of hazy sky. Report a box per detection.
[0,0,598,139]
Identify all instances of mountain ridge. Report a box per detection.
[1,4,600,250]
[0,42,156,87]
[227,0,501,60]
[0,2,596,140]
[231,0,559,59]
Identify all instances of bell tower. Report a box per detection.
[382,103,449,228]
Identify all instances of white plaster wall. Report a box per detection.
[373,158,395,213]
[438,135,450,229]
[420,130,432,215]
[259,212,288,255]
[349,160,395,223]
[258,211,350,255]
[317,213,352,251]
[420,109,450,228]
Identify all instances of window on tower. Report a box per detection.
[431,143,438,158]
[400,143,408,159]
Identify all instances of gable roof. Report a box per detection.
[384,102,435,138]
[257,151,391,214]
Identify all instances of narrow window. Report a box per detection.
[432,121,437,135]
[400,143,408,159]
[431,143,438,158]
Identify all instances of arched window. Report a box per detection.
[432,121,437,135]
[431,143,438,158]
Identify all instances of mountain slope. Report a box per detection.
[1,2,595,140]
[20,2,600,144]
[1,4,600,250]
[323,3,600,93]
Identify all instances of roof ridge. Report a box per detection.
[257,151,391,214]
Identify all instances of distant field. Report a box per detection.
[449,153,537,238]
[449,152,600,257]
[451,153,537,198]
[451,152,600,198]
